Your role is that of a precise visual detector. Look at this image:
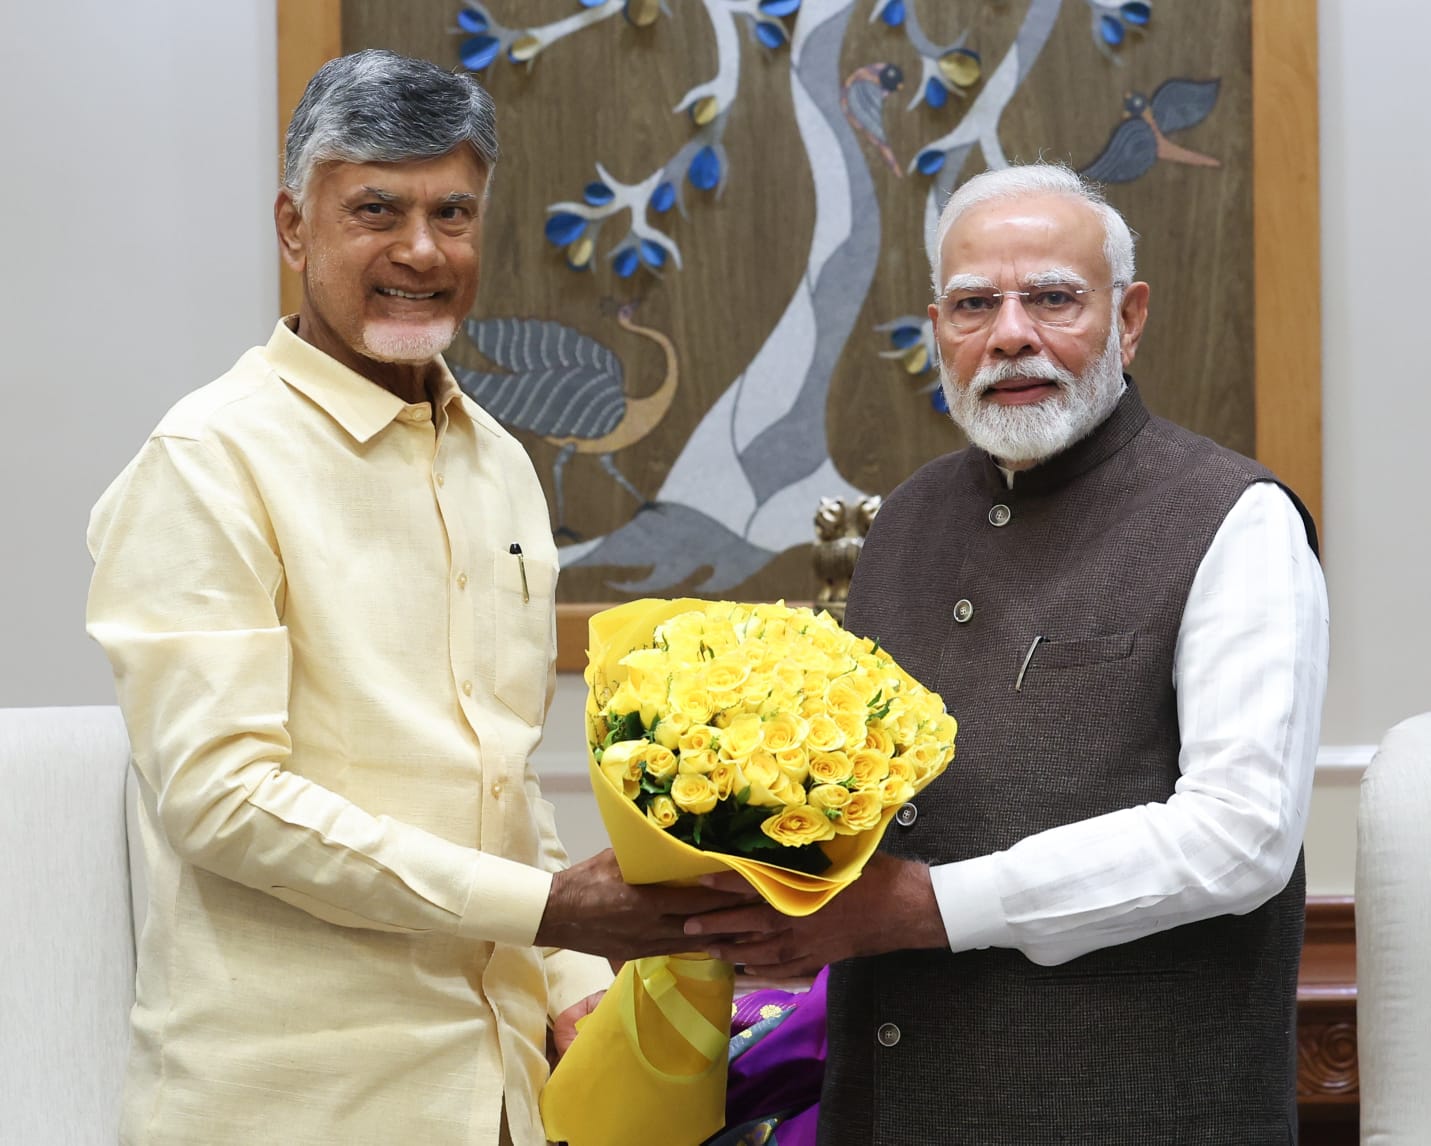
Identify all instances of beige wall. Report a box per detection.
[2,0,1424,895]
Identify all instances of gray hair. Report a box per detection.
[929,163,1136,294]
[283,49,499,207]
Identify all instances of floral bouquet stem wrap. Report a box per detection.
[540,599,956,1146]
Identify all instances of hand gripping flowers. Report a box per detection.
[541,599,956,1146]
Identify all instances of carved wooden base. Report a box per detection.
[1298,897,1358,1142]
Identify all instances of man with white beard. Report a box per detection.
[692,164,1330,1141]
[85,50,755,1146]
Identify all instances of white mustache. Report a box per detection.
[970,356,1077,396]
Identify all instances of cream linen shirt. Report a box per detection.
[87,318,611,1146]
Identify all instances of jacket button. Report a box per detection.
[896,803,918,827]
[877,1022,901,1047]
[952,598,974,624]
[988,503,1012,527]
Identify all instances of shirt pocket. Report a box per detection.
[492,551,557,725]
[1031,631,1136,670]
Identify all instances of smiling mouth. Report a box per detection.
[375,287,442,300]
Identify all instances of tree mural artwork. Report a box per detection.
[443,0,1232,598]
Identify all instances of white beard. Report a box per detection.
[939,319,1127,467]
[361,318,458,365]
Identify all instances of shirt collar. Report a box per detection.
[263,316,468,444]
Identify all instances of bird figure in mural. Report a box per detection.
[452,302,680,541]
[841,62,905,176]
[1079,78,1222,184]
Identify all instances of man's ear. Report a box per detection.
[1117,281,1150,368]
[275,190,306,274]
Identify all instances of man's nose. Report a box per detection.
[986,293,1041,357]
[393,219,442,270]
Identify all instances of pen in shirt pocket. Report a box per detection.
[509,543,530,603]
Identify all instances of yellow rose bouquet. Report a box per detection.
[541,598,956,1146]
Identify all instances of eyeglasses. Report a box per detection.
[934,283,1115,332]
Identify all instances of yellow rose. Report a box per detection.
[608,679,643,717]
[670,773,719,815]
[761,712,809,753]
[833,790,884,834]
[652,710,691,751]
[642,743,678,782]
[878,776,916,807]
[864,722,895,757]
[677,748,718,775]
[719,713,765,759]
[703,653,751,696]
[805,713,847,754]
[645,795,680,829]
[824,676,869,716]
[833,708,869,748]
[668,674,715,724]
[808,750,854,785]
[678,724,719,754]
[887,758,917,786]
[807,783,850,812]
[925,711,959,745]
[760,805,837,847]
[618,647,667,687]
[774,745,810,784]
[599,740,645,799]
[850,748,890,789]
[897,741,941,780]
[770,773,807,806]
[710,760,744,800]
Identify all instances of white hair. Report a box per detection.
[929,163,1136,294]
[283,50,499,210]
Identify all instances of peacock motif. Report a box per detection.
[452,303,680,539]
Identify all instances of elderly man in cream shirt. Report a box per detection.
[87,51,748,1146]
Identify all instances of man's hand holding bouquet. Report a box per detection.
[540,598,956,1146]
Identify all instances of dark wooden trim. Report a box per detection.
[1298,897,1358,1140]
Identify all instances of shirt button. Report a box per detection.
[435,473,446,487]
[895,803,918,827]
[491,780,503,798]
[461,680,473,696]
[456,572,468,589]
[988,503,1012,527]
[952,598,974,624]
[876,1022,901,1048]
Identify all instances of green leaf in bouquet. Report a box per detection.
[603,710,645,747]
[734,785,752,807]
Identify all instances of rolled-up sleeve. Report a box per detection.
[88,433,551,945]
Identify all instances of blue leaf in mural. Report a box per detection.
[1100,14,1125,46]
[688,146,721,191]
[1121,2,1152,26]
[881,1,905,28]
[649,181,676,213]
[890,325,923,351]
[583,182,615,207]
[579,0,606,6]
[544,212,588,247]
[613,247,640,278]
[930,386,949,414]
[754,20,787,50]
[456,8,488,34]
[915,149,946,176]
[459,35,501,71]
[639,239,667,268]
[925,78,947,110]
[758,0,801,15]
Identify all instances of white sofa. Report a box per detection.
[0,706,138,1144]
[1356,711,1431,1143]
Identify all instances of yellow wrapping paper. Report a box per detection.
[541,599,946,1146]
